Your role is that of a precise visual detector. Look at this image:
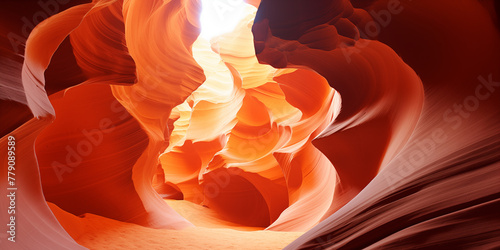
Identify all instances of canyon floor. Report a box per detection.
[48,200,304,250]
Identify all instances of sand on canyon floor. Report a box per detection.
[48,200,304,250]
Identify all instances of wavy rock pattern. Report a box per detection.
[0,0,498,249]
[261,0,500,248]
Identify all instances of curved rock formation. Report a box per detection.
[253,0,424,227]
[0,0,498,249]
[277,0,500,248]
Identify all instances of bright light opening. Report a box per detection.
[199,0,246,39]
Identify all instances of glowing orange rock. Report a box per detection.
[6,0,475,249]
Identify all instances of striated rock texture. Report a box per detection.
[253,0,424,230]
[0,0,498,249]
[254,0,500,249]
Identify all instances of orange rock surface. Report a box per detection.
[1,0,498,249]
